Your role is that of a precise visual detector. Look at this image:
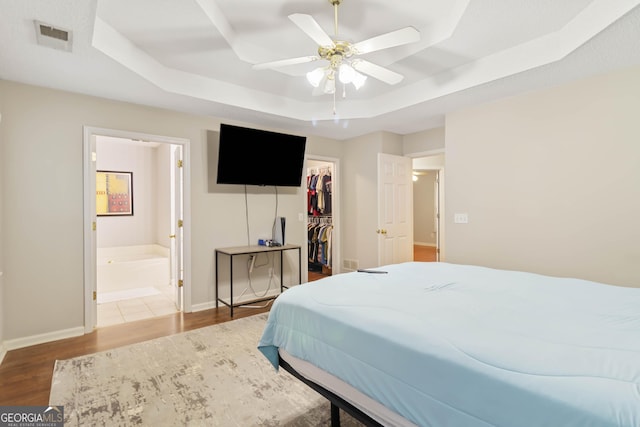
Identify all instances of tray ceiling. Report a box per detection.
[1,0,639,139]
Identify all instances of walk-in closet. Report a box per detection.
[307,160,334,278]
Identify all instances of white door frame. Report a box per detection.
[304,155,341,277]
[170,145,184,310]
[82,126,192,333]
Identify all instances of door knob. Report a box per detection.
[169,234,176,238]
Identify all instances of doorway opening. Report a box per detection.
[83,127,191,332]
[306,157,340,282]
[412,153,445,262]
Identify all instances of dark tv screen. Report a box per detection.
[216,124,307,187]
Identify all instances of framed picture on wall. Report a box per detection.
[96,170,134,216]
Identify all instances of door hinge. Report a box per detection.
[177,159,183,168]
[93,291,97,301]
[436,248,440,254]
[178,279,184,288]
[178,219,183,228]
[92,221,96,231]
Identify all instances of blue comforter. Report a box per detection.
[258,262,640,427]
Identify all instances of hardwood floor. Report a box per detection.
[308,270,329,282]
[0,305,270,406]
[414,244,438,262]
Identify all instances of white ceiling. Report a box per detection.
[1,0,639,140]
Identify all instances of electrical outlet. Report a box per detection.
[454,213,469,224]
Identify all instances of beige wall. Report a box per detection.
[0,80,344,342]
[445,65,640,287]
[403,127,445,155]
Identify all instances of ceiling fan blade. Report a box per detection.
[351,59,404,85]
[289,13,335,48]
[253,55,319,70]
[352,27,420,55]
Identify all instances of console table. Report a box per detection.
[215,244,302,317]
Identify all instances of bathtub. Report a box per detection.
[97,245,170,293]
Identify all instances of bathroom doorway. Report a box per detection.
[83,127,191,332]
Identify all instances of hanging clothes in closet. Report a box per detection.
[307,168,332,216]
[308,217,333,273]
[307,166,333,275]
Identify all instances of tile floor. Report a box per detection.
[97,285,178,327]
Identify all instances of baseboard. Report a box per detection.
[191,301,218,312]
[4,326,85,352]
[414,242,437,247]
[0,343,7,366]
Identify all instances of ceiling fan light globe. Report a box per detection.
[339,63,355,84]
[323,77,336,94]
[352,71,367,90]
[306,68,325,87]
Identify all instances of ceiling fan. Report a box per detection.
[253,0,420,99]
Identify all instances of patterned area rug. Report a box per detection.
[50,314,362,426]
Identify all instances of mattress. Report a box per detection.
[258,262,640,427]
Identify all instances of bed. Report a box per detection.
[258,262,640,427]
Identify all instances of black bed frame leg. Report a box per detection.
[330,402,340,427]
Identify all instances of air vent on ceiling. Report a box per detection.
[34,20,73,52]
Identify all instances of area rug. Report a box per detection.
[50,313,362,426]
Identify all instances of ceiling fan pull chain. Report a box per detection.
[333,91,337,115]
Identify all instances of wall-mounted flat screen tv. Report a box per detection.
[216,124,307,187]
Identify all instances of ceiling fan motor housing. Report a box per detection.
[319,41,353,68]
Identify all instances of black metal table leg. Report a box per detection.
[229,254,234,317]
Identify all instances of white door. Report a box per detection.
[377,153,413,265]
[171,146,184,310]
